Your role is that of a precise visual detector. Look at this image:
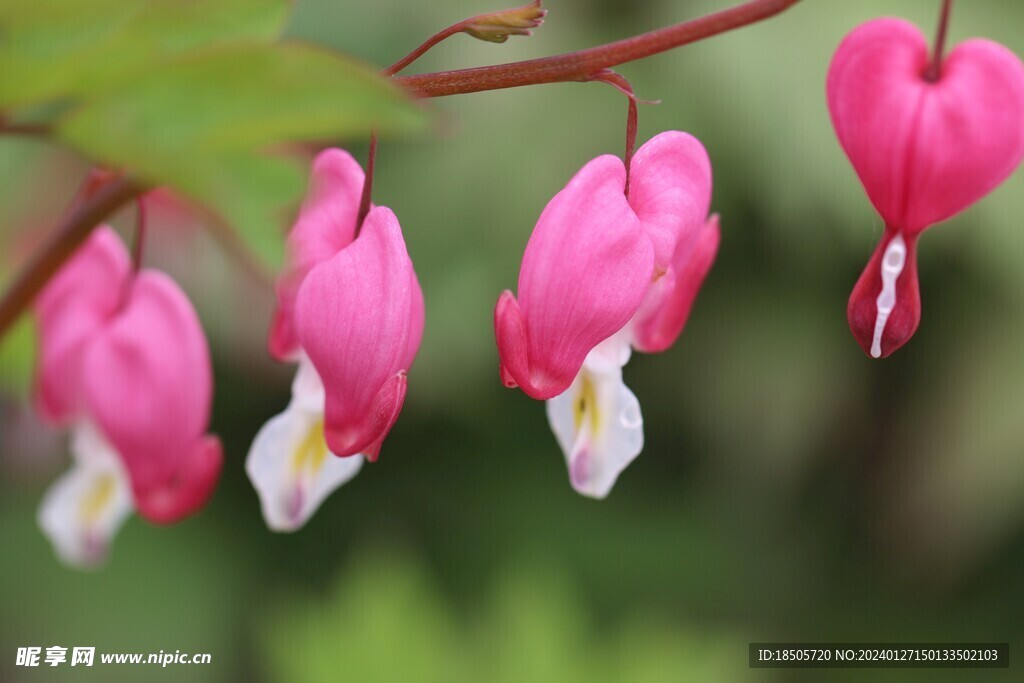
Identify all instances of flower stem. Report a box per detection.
[925,0,953,82]
[625,98,638,195]
[355,132,378,236]
[383,25,465,77]
[395,0,801,97]
[0,119,51,137]
[589,71,639,195]
[384,1,546,76]
[0,177,144,336]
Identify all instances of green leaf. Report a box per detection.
[56,43,423,270]
[0,0,291,108]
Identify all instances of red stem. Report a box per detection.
[395,0,800,97]
[0,177,143,335]
[355,132,378,236]
[625,97,638,195]
[925,0,953,82]
[589,71,639,194]
[384,0,546,76]
[384,25,464,77]
[0,120,51,137]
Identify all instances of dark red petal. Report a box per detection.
[847,229,921,359]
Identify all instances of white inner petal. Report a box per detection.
[37,422,134,569]
[247,363,363,532]
[546,353,644,499]
[871,234,906,359]
[291,352,326,412]
[584,329,633,375]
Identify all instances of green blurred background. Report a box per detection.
[3,0,1024,680]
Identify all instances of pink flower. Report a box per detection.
[79,269,222,523]
[495,132,716,399]
[34,226,222,565]
[248,149,423,531]
[495,132,718,497]
[828,18,1024,358]
[294,206,423,459]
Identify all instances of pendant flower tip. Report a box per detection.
[37,424,133,568]
[546,356,644,499]
[246,358,364,532]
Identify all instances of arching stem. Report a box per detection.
[383,1,546,77]
[589,71,641,195]
[0,177,144,334]
[384,25,467,78]
[396,0,800,97]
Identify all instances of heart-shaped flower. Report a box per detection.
[34,226,222,565]
[496,132,718,497]
[828,18,1024,357]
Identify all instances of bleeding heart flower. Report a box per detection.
[493,155,653,401]
[828,18,1024,358]
[80,268,223,523]
[34,226,222,566]
[496,132,718,497]
[248,148,423,531]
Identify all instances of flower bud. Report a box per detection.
[463,1,546,43]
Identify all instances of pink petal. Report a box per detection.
[631,215,720,353]
[357,372,407,463]
[404,271,426,371]
[495,155,655,400]
[827,18,1024,232]
[628,131,713,270]
[34,226,130,424]
[494,290,529,390]
[81,271,220,522]
[848,230,921,358]
[134,436,223,525]
[267,305,299,362]
[269,149,367,360]
[294,206,423,457]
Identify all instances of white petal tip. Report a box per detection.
[38,424,133,569]
[247,393,363,533]
[548,359,645,503]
